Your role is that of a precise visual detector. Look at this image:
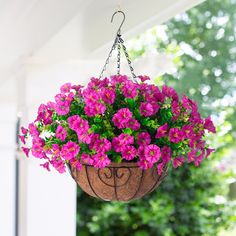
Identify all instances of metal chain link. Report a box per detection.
[118,36,137,81]
[99,33,137,81]
[99,35,119,79]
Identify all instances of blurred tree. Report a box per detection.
[76,0,236,235]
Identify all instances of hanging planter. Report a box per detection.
[19,11,216,202]
[69,162,168,201]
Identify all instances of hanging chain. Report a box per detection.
[117,35,121,75]
[118,36,137,80]
[99,34,137,81]
[99,36,119,79]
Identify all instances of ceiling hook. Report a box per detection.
[111,10,126,35]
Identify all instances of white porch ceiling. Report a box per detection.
[0,0,205,83]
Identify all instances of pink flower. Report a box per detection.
[187,149,197,163]
[162,85,179,101]
[173,156,185,168]
[84,102,106,117]
[110,75,128,85]
[144,144,161,163]
[112,134,134,152]
[121,80,137,99]
[206,148,215,158]
[21,127,28,135]
[182,95,192,110]
[77,133,91,144]
[137,145,145,158]
[28,123,39,138]
[18,135,26,144]
[60,83,71,93]
[204,116,216,133]
[112,108,133,129]
[68,115,89,134]
[55,103,70,116]
[194,152,204,166]
[157,162,165,175]
[137,132,151,145]
[169,128,184,143]
[182,125,194,139]
[31,138,46,159]
[171,101,180,119]
[81,153,94,165]
[156,123,168,138]
[36,104,53,125]
[138,157,153,169]
[56,125,67,141]
[121,146,136,160]
[83,88,100,104]
[70,158,82,171]
[22,147,30,157]
[126,118,140,130]
[90,137,111,153]
[92,153,111,168]
[161,146,172,163]
[51,157,66,173]
[101,87,116,104]
[40,162,50,171]
[138,75,150,82]
[140,102,157,117]
[61,141,80,160]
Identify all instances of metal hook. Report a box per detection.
[111,10,126,35]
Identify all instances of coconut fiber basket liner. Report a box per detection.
[69,162,168,202]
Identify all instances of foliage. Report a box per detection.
[76,0,236,235]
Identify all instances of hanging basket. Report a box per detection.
[69,162,168,202]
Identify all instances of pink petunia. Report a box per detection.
[55,103,70,116]
[204,116,216,133]
[84,102,106,117]
[173,156,185,168]
[61,141,80,160]
[137,132,151,146]
[28,123,39,138]
[139,102,155,117]
[70,158,82,171]
[18,135,26,144]
[51,157,66,173]
[56,125,67,141]
[112,108,133,129]
[137,145,145,159]
[121,146,136,160]
[22,147,30,157]
[138,75,150,82]
[40,162,51,171]
[21,126,28,135]
[157,162,165,175]
[144,144,161,163]
[161,146,172,164]
[156,123,168,138]
[36,104,53,125]
[206,148,215,158]
[121,80,138,99]
[60,83,71,93]
[112,134,134,152]
[138,157,153,169]
[187,149,197,163]
[101,87,116,104]
[81,153,94,165]
[126,118,140,130]
[92,153,111,168]
[162,85,179,101]
[169,128,184,143]
[91,137,111,153]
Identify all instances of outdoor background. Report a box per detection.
[76,0,236,235]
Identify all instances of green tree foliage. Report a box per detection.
[76,0,236,235]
